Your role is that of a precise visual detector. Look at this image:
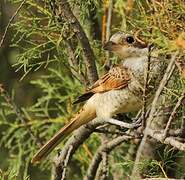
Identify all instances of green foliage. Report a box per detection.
[0,0,185,179]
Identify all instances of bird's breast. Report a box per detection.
[87,89,143,119]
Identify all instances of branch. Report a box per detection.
[84,134,136,180]
[51,0,98,84]
[51,119,104,180]
[51,117,139,180]
[163,93,185,138]
[60,145,73,180]
[142,45,152,128]
[132,51,179,176]
[96,151,109,180]
[0,0,26,49]
[147,128,185,151]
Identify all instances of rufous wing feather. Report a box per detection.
[73,66,131,104]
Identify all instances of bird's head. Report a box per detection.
[103,32,148,58]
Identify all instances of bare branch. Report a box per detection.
[61,145,73,180]
[96,152,109,180]
[106,118,139,128]
[51,117,139,180]
[51,0,98,84]
[147,128,185,151]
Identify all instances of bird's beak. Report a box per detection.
[103,41,115,51]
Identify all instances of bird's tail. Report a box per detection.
[31,105,96,164]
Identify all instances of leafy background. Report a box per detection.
[0,0,185,179]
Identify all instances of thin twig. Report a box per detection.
[61,145,73,180]
[101,0,108,44]
[0,0,26,48]
[131,51,178,177]
[142,45,152,128]
[163,93,185,138]
[104,0,113,69]
[146,128,185,151]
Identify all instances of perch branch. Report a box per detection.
[146,128,185,151]
[51,117,139,180]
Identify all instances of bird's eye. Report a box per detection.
[126,36,135,44]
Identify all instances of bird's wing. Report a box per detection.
[31,66,131,163]
[74,66,131,104]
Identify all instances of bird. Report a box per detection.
[31,32,163,164]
